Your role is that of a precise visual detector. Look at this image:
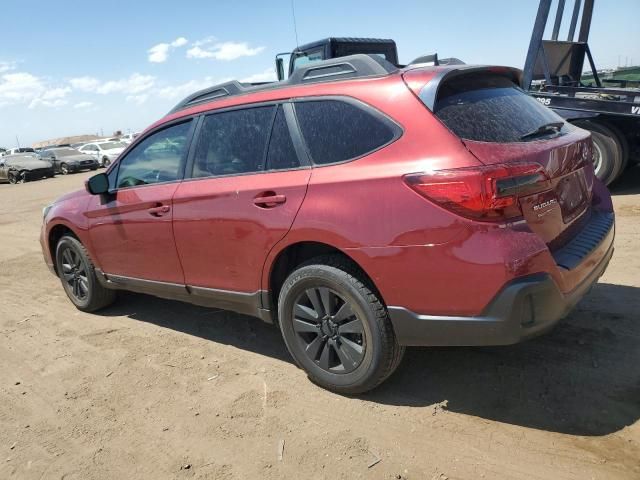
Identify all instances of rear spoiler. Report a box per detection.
[405,65,523,111]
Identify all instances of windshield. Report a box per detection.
[99,142,125,150]
[433,73,564,143]
[51,148,79,157]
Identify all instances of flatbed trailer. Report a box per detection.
[523,0,640,184]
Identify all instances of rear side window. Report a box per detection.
[433,73,564,143]
[266,106,300,170]
[193,106,275,178]
[295,100,397,165]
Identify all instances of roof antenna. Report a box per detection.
[291,0,300,48]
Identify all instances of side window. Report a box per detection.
[192,106,275,178]
[116,121,191,189]
[266,106,300,170]
[294,100,397,165]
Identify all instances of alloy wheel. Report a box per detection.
[292,287,365,374]
[60,247,89,301]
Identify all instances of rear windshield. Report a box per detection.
[432,73,564,143]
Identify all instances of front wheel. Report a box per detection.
[60,163,70,175]
[55,235,116,312]
[278,255,404,394]
[8,171,24,184]
[102,157,110,167]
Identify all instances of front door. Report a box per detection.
[87,120,194,284]
[173,104,311,294]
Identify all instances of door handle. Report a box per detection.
[148,204,170,216]
[253,194,286,208]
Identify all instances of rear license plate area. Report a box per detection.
[556,169,589,223]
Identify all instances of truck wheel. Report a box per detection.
[573,120,624,185]
[55,235,117,312]
[278,255,404,394]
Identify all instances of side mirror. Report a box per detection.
[275,57,285,81]
[86,173,109,195]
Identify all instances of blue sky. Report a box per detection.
[1,0,638,147]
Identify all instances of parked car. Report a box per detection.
[119,132,140,145]
[3,147,36,156]
[77,141,126,167]
[1,153,54,183]
[40,57,615,393]
[40,147,99,174]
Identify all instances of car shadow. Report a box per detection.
[610,164,640,195]
[98,282,640,437]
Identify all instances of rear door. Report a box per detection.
[172,103,311,295]
[416,68,595,247]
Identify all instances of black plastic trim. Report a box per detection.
[553,211,614,270]
[168,54,398,115]
[94,270,274,323]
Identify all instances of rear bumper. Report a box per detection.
[388,231,614,347]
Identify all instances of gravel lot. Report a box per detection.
[1,168,639,480]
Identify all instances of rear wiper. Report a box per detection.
[519,122,564,141]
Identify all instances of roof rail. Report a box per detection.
[168,54,398,114]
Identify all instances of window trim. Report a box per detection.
[291,95,403,167]
[107,116,197,193]
[183,100,311,182]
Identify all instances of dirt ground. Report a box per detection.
[0,168,639,480]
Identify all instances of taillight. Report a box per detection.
[404,162,550,221]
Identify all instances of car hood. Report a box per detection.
[5,158,52,170]
[59,153,96,162]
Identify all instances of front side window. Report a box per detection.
[192,106,275,178]
[116,121,191,189]
[294,99,397,165]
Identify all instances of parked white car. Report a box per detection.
[78,141,126,167]
[2,147,36,156]
[119,132,140,145]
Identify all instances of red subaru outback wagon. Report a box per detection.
[41,56,614,393]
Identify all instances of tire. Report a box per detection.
[8,171,19,184]
[278,255,404,394]
[60,163,70,175]
[90,166,98,171]
[55,235,116,312]
[573,120,624,185]
[102,157,110,167]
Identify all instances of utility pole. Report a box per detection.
[15,135,20,149]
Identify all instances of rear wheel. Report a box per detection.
[55,235,116,312]
[573,120,624,185]
[278,255,404,394]
[102,157,110,167]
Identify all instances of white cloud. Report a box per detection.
[187,40,265,61]
[29,86,71,109]
[0,72,45,107]
[0,61,17,73]
[148,43,170,63]
[240,68,277,83]
[70,74,155,95]
[148,37,189,63]
[70,76,100,91]
[73,101,93,109]
[171,37,188,48]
